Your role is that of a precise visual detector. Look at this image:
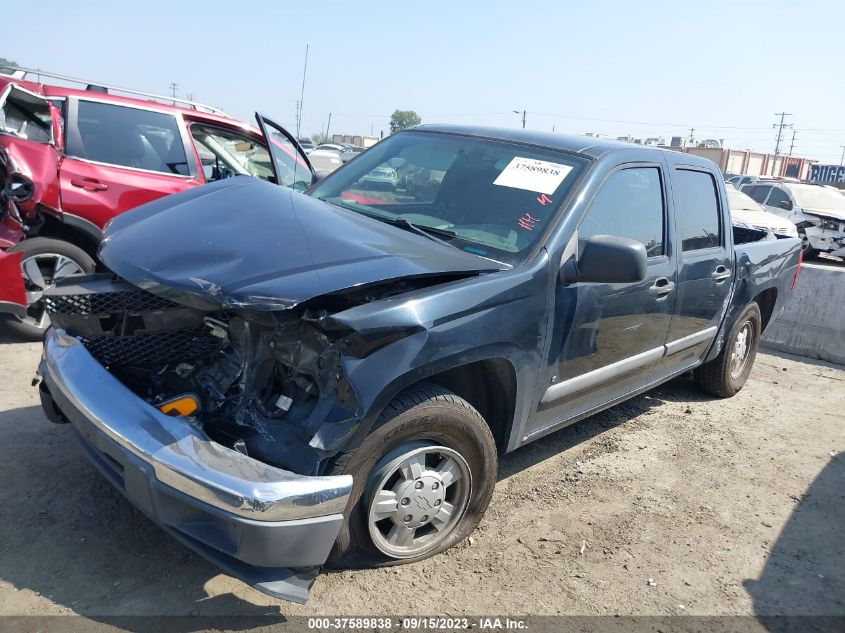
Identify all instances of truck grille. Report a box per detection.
[43,275,222,367]
[79,326,222,367]
[44,288,177,316]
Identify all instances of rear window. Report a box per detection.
[675,169,722,252]
[68,101,189,175]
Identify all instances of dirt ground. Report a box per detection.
[0,339,842,620]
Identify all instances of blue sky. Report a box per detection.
[6,0,845,162]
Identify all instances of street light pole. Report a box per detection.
[512,109,526,129]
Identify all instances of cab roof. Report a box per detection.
[412,124,717,168]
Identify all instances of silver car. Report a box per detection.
[740,181,845,258]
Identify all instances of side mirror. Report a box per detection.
[778,200,793,211]
[561,235,647,284]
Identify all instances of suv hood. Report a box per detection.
[99,177,502,310]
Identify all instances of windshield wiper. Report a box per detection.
[389,218,459,241]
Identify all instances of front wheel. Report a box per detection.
[694,302,761,398]
[327,383,497,568]
[0,238,95,341]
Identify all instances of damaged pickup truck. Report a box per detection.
[36,126,802,602]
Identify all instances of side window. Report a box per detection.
[766,187,790,209]
[579,167,665,257]
[675,169,722,252]
[68,101,188,175]
[190,125,275,184]
[748,185,771,204]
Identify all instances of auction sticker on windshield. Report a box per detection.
[493,157,573,194]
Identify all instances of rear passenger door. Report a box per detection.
[651,166,732,381]
[59,98,201,232]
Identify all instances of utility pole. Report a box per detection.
[169,82,178,104]
[512,109,526,129]
[325,112,332,143]
[771,112,793,177]
[788,129,796,157]
[839,145,845,168]
[295,44,309,139]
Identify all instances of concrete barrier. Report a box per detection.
[762,262,845,365]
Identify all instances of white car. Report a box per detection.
[360,165,399,187]
[726,184,798,238]
[740,181,845,258]
[307,149,344,174]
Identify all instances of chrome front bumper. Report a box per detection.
[39,328,353,602]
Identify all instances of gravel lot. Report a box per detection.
[0,339,842,619]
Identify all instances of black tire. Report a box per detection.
[327,383,497,569]
[694,303,761,398]
[0,238,95,341]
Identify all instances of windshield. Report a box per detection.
[727,188,763,212]
[789,185,845,213]
[308,130,589,264]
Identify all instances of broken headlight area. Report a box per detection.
[43,274,363,475]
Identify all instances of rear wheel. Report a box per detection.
[327,383,497,568]
[694,302,761,398]
[0,238,95,341]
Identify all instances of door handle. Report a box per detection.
[648,277,675,297]
[70,178,109,192]
[711,265,731,282]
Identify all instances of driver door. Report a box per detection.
[526,164,676,437]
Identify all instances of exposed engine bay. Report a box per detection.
[43,273,462,475]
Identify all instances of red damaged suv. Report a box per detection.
[0,67,315,339]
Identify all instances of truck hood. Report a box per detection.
[99,177,503,310]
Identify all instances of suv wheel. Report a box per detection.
[0,238,95,341]
[327,383,497,568]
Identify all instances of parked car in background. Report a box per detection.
[339,144,365,162]
[725,183,798,238]
[298,138,315,152]
[37,126,801,602]
[315,142,345,154]
[360,164,399,187]
[0,67,315,339]
[306,147,344,173]
[741,181,845,258]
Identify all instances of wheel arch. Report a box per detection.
[752,287,778,333]
[32,212,101,261]
[345,354,520,455]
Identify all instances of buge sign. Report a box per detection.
[809,164,845,183]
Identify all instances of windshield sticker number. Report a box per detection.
[494,157,573,194]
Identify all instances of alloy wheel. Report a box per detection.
[19,253,84,331]
[366,443,472,559]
